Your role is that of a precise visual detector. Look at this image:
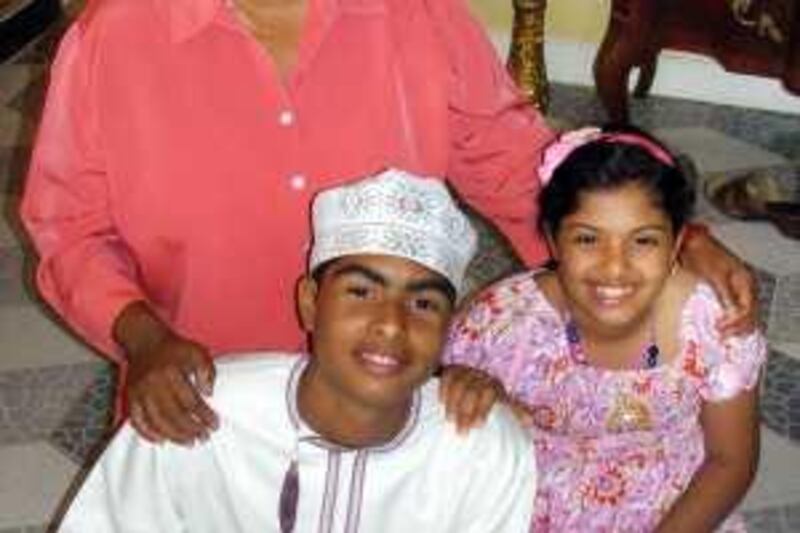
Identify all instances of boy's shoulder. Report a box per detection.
[214,352,299,380]
[209,353,301,418]
[415,379,533,458]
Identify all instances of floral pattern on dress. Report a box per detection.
[444,272,767,532]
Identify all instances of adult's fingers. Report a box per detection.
[131,368,206,445]
[181,349,219,431]
[716,266,759,337]
[186,348,216,397]
[159,368,216,443]
[171,371,218,437]
[129,401,163,443]
[140,393,201,446]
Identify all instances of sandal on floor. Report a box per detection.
[704,171,786,220]
[705,171,800,240]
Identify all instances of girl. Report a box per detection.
[441,126,766,532]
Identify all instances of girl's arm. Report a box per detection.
[441,274,545,431]
[655,386,760,532]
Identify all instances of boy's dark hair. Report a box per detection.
[538,124,695,237]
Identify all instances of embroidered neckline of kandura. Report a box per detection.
[278,355,422,533]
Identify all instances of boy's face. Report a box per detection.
[298,254,454,415]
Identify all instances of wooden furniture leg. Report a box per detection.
[508,0,549,112]
[633,49,658,98]
[595,0,800,122]
[593,0,659,123]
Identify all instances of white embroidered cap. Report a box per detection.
[309,168,478,292]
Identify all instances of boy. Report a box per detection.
[57,169,535,532]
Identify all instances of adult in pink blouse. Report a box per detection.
[21,0,756,445]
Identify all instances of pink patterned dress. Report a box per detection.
[445,272,767,532]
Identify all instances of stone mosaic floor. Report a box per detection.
[1,20,800,533]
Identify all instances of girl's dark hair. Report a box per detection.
[538,124,695,237]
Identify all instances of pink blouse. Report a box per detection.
[21,0,553,361]
[445,272,767,532]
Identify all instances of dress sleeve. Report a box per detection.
[444,277,538,396]
[428,0,555,267]
[20,23,145,360]
[683,285,768,402]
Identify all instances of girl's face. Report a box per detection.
[550,182,680,337]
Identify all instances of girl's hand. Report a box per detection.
[680,228,758,336]
[439,365,505,434]
[506,397,535,430]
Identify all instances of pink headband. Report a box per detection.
[538,127,675,185]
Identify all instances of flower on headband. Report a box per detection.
[538,127,602,185]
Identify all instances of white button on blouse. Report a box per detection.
[289,174,307,191]
[278,110,294,127]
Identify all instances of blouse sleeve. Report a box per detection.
[427,0,555,267]
[20,22,145,360]
[684,285,768,402]
[444,276,543,397]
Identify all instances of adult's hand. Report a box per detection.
[680,227,758,337]
[114,302,219,446]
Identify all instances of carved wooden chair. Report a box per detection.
[593,0,800,122]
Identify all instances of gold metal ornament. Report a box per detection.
[508,0,550,112]
[606,392,653,433]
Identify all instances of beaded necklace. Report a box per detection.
[564,318,660,370]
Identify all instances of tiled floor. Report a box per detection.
[1,21,800,533]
